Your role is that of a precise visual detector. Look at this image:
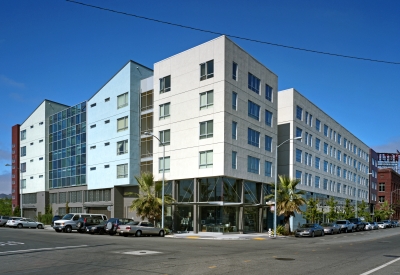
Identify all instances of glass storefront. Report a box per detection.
[174,205,193,232]
[199,206,239,233]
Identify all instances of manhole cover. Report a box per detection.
[275,258,295,261]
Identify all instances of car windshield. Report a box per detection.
[300,224,315,228]
[321,223,332,226]
[127,221,139,225]
[98,220,107,225]
[62,214,74,220]
[336,221,346,224]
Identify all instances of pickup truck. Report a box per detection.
[336,220,355,233]
[348,218,366,231]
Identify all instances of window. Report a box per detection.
[39,157,43,161]
[21,130,26,140]
[104,120,110,124]
[200,120,213,139]
[315,176,320,189]
[324,124,328,137]
[39,175,43,178]
[296,106,303,120]
[159,129,170,145]
[232,62,238,80]
[337,167,341,177]
[248,128,260,147]
[315,157,320,169]
[90,146,96,149]
[296,127,302,138]
[324,143,328,154]
[248,101,260,120]
[344,138,347,148]
[265,161,272,177]
[232,121,237,140]
[316,119,321,131]
[337,150,341,161]
[90,103,96,107]
[200,60,214,80]
[305,112,309,125]
[337,134,341,144]
[232,92,237,110]
[117,116,128,132]
[199,150,213,168]
[379,196,385,203]
[379,183,385,192]
[39,122,43,125]
[265,135,272,152]
[105,97,110,102]
[232,151,237,169]
[117,140,128,155]
[159,157,170,172]
[296,170,302,183]
[21,146,26,157]
[21,179,26,189]
[315,138,320,150]
[30,125,33,129]
[309,114,313,127]
[39,139,43,143]
[90,167,96,171]
[248,73,260,94]
[21,162,26,172]
[200,90,213,109]
[90,124,96,128]
[117,92,129,109]
[296,149,302,162]
[117,164,128,178]
[247,156,260,174]
[104,165,109,168]
[265,110,273,127]
[159,103,170,119]
[324,161,328,172]
[265,84,273,101]
[30,142,33,145]
[159,75,171,93]
[104,142,110,146]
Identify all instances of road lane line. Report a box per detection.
[0,245,88,255]
[360,257,400,275]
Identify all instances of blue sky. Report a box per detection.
[0,0,399,194]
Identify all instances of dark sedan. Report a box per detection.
[86,220,107,235]
[295,223,324,237]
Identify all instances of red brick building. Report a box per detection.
[377,168,400,221]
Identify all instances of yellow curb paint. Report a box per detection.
[253,238,266,240]
[209,266,217,269]
[186,236,200,239]
[273,256,277,258]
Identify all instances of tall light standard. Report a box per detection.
[390,189,400,219]
[144,131,166,229]
[5,163,23,217]
[273,136,302,238]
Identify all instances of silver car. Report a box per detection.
[321,222,341,234]
[116,221,165,237]
[7,218,44,229]
[0,216,10,226]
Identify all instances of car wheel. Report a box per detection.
[65,226,72,233]
[331,230,334,235]
[159,230,165,237]
[135,230,142,237]
[345,228,348,233]
[17,224,23,229]
[321,231,324,237]
[311,231,315,238]
[351,228,354,233]
[37,224,43,229]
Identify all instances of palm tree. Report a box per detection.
[129,172,174,225]
[265,175,306,233]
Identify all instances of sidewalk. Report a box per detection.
[165,232,286,240]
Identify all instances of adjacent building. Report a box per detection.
[377,168,400,220]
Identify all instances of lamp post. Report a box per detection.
[5,163,23,217]
[390,189,400,219]
[273,136,302,238]
[144,131,166,229]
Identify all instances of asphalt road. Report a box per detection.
[1,227,400,275]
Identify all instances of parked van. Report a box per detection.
[53,213,107,233]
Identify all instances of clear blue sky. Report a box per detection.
[0,0,399,194]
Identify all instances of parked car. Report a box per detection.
[382,220,392,228]
[6,218,44,229]
[377,222,387,229]
[320,222,341,235]
[336,220,355,233]
[86,220,107,235]
[391,221,398,228]
[116,221,165,237]
[0,216,10,226]
[348,218,366,231]
[76,217,105,232]
[364,222,373,230]
[53,213,108,233]
[105,218,134,235]
[371,222,379,230]
[5,217,23,227]
[295,223,324,237]
[51,215,62,227]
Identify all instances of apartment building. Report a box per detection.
[369,149,379,213]
[377,168,400,220]
[152,35,278,233]
[278,88,370,229]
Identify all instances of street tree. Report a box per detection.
[265,175,306,233]
[0,198,12,216]
[375,201,394,221]
[357,200,371,222]
[343,199,354,219]
[303,198,322,223]
[326,197,338,222]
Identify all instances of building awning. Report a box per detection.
[83,202,113,207]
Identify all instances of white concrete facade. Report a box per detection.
[86,61,153,190]
[152,36,278,182]
[278,88,370,225]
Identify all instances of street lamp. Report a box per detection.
[390,189,400,219]
[273,136,302,238]
[5,163,23,217]
[144,131,166,229]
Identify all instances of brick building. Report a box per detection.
[377,168,400,220]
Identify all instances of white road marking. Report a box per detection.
[0,241,24,246]
[122,250,162,256]
[360,257,400,275]
[0,245,88,255]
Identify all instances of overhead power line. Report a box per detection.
[66,0,400,65]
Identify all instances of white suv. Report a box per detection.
[53,213,107,233]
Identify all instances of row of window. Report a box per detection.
[89,140,128,155]
[19,122,44,141]
[90,92,128,109]
[295,170,369,199]
[296,105,369,162]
